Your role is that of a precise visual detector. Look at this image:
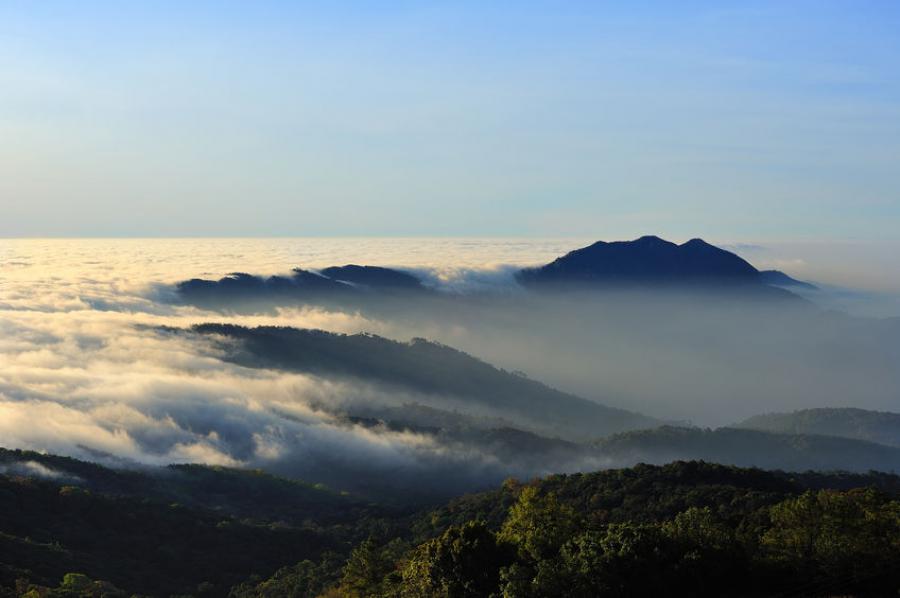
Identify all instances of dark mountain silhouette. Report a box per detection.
[185,324,657,440]
[176,265,427,311]
[341,412,588,471]
[758,269,818,290]
[593,425,900,472]
[176,268,354,310]
[319,265,425,290]
[0,447,368,524]
[174,236,811,313]
[517,236,806,298]
[736,407,900,448]
[517,236,759,287]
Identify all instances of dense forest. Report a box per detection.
[1,452,897,597]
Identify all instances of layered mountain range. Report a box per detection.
[176,236,814,307]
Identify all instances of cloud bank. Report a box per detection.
[1,238,899,497]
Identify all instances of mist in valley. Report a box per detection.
[1,238,899,500]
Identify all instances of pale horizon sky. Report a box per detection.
[1,1,899,240]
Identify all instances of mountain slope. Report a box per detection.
[517,236,759,287]
[593,425,900,472]
[0,451,358,596]
[319,264,425,290]
[735,407,900,448]
[517,236,808,298]
[176,265,427,311]
[187,324,656,440]
[758,269,818,290]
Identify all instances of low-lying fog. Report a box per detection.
[1,238,898,495]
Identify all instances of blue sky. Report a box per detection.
[1,1,899,239]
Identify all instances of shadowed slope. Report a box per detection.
[188,324,656,440]
[736,407,900,448]
[593,425,900,472]
[517,236,809,297]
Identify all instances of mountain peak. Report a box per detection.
[635,235,670,244]
[517,235,762,288]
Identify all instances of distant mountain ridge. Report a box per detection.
[758,270,819,290]
[593,425,900,472]
[517,235,809,291]
[175,236,814,309]
[176,265,428,310]
[736,407,900,448]
[319,264,425,289]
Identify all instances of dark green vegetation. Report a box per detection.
[1,452,898,597]
[736,407,900,448]
[0,448,401,597]
[187,324,655,440]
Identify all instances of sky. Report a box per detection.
[1,1,899,239]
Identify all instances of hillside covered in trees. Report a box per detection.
[1,452,897,597]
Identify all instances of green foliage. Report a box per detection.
[2,459,899,597]
[228,553,344,598]
[337,537,398,598]
[399,521,513,597]
[14,573,127,597]
[761,489,900,593]
[498,487,579,563]
[0,473,344,596]
[392,463,900,598]
[663,506,733,551]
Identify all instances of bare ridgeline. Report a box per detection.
[4,237,899,597]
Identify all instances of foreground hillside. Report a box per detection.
[0,449,399,597]
[0,452,897,597]
[277,462,900,597]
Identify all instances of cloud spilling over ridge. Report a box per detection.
[2,237,900,498]
[170,265,900,426]
[0,304,603,498]
[0,459,81,482]
[0,239,619,497]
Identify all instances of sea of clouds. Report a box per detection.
[1,237,898,490]
[0,238,604,489]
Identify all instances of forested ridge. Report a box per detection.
[1,455,897,597]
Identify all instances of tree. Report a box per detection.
[400,521,512,597]
[761,489,900,594]
[339,537,395,598]
[498,487,579,563]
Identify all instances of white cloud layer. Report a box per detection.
[0,237,898,490]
